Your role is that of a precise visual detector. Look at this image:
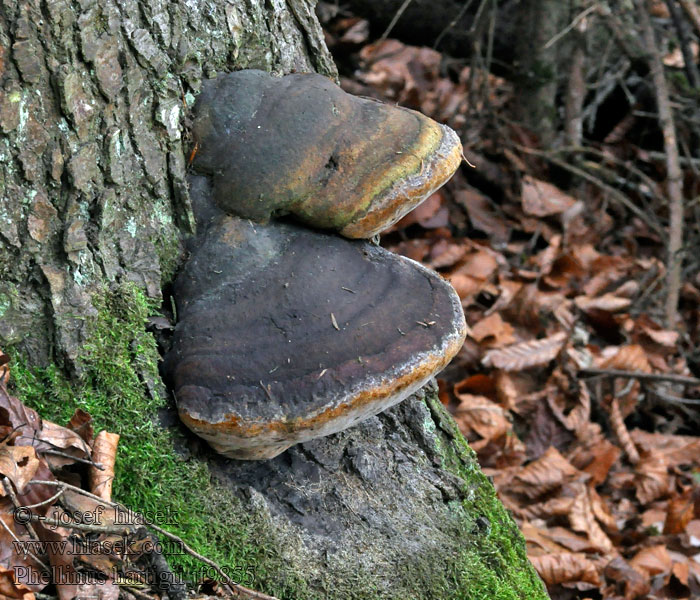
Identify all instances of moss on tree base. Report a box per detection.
[10,284,547,600]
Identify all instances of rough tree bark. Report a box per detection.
[0,1,546,598]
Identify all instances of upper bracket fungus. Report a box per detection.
[165,70,466,460]
[190,69,462,239]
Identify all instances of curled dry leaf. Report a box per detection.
[629,544,672,577]
[0,444,39,494]
[634,452,671,505]
[529,552,601,587]
[521,176,577,217]
[603,556,651,599]
[0,566,35,600]
[89,430,119,502]
[482,332,567,371]
[574,294,631,313]
[511,446,582,500]
[546,379,590,434]
[469,313,516,347]
[453,188,510,244]
[453,394,511,442]
[568,483,615,554]
[608,397,639,464]
[0,384,91,468]
[599,344,652,373]
[664,487,700,534]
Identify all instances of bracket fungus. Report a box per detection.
[165,70,467,460]
[190,69,462,239]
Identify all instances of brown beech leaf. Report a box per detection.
[635,452,671,505]
[89,430,119,502]
[0,384,91,467]
[578,439,622,486]
[0,444,39,494]
[629,544,672,577]
[529,552,600,587]
[599,344,652,373]
[521,176,577,217]
[458,249,499,281]
[446,272,482,302]
[574,293,631,312]
[603,556,651,599]
[568,483,615,553]
[511,446,582,499]
[469,313,516,347]
[521,521,571,554]
[453,394,511,442]
[454,188,510,243]
[540,526,599,553]
[546,380,590,434]
[67,408,94,446]
[428,240,466,269]
[454,374,496,398]
[482,332,567,370]
[0,566,35,600]
[664,487,700,534]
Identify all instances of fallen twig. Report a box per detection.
[580,368,700,386]
[26,480,280,600]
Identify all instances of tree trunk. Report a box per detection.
[0,1,547,598]
[512,0,569,146]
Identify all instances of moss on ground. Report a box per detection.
[426,395,549,600]
[9,283,309,597]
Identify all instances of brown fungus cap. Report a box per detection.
[191,70,462,239]
[164,216,467,459]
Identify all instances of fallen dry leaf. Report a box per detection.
[482,332,567,370]
[469,313,516,347]
[521,176,577,217]
[529,552,601,587]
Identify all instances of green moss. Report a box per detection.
[426,396,548,600]
[9,283,307,597]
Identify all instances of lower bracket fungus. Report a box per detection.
[164,216,466,459]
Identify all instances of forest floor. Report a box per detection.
[321,7,700,600]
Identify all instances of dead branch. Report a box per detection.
[665,0,700,88]
[580,368,700,386]
[26,480,280,600]
[637,0,685,327]
[678,0,700,37]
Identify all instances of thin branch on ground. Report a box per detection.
[580,368,700,386]
[26,480,280,600]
